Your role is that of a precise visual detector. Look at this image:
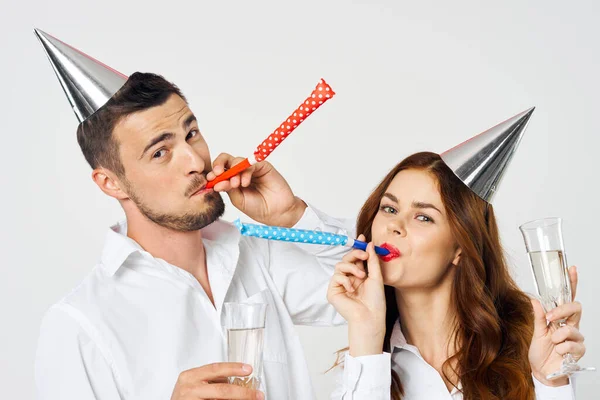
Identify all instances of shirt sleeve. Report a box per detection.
[533,374,575,400]
[265,204,355,326]
[291,204,357,256]
[330,352,391,400]
[35,304,122,400]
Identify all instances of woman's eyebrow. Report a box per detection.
[412,201,442,215]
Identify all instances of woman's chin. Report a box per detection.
[381,262,406,286]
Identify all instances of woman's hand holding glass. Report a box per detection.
[521,217,594,382]
[529,266,587,386]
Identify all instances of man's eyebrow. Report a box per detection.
[183,114,197,128]
[139,132,175,159]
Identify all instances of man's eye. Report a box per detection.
[186,129,199,141]
[153,149,166,159]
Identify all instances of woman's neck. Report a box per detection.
[395,274,458,372]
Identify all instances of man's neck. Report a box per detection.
[126,213,214,305]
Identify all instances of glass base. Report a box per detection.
[229,376,261,389]
[546,364,596,380]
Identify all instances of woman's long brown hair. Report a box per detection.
[335,152,535,400]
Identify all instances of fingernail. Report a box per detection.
[256,392,264,400]
[242,364,252,373]
[546,312,554,320]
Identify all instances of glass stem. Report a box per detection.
[557,320,577,366]
[563,353,576,365]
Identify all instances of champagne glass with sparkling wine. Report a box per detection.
[224,303,267,389]
[520,217,595,380]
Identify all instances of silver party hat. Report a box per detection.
[34,29,128,123]
[440,107,535,203]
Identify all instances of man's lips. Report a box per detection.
[379,243,401,262]
[190,185,209,197]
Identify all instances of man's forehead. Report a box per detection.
[115,95,193,141]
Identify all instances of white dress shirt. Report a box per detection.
[35,206,352,400]
[331,318,575,400]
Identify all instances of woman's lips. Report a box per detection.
[379,243,401,262]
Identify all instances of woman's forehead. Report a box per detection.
[385,169,442,204]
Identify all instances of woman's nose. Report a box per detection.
[388,220,406,237]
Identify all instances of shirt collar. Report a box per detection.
[390,317,463,395]
[199,219,241,275]
[100,218,242,277]
[390,318,408,349]
[100,220,144,276]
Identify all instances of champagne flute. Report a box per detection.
[519,217,595,380]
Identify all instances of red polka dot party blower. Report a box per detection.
[205,79,335,189]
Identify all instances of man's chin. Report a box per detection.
[183,195,225,231]
[137,193,225,232]
[195,192,225,216]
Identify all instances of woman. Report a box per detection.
[328,152,585,399]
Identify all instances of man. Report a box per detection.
[34,30,350,400]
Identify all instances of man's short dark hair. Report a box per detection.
[76,72,186,177]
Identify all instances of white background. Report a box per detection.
[1,0,599,398]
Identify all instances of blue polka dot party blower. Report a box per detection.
[233,219,390,256]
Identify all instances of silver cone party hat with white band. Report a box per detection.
[440,107,535,203]
[34,28,128,123]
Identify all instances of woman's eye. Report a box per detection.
[380,205,397,214]
[153,149,167,159]
[416,214,433,223]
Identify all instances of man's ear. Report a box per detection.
[451,248,462,267]
[92,168,129,200]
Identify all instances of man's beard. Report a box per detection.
[125,179,226,232]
